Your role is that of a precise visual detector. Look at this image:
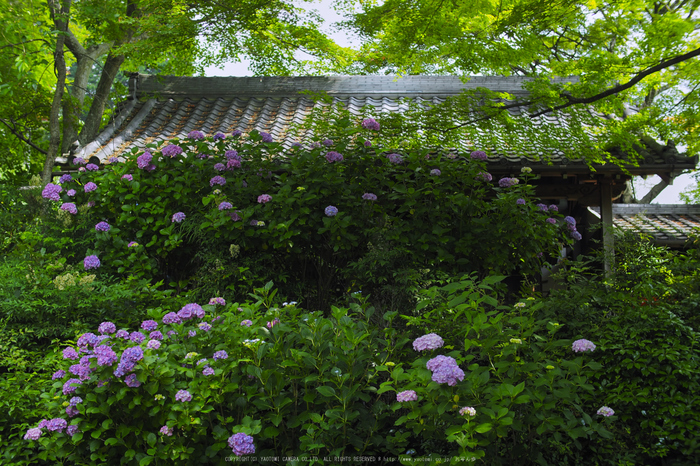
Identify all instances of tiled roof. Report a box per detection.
[73,74,697,176]
[590,204,700,244]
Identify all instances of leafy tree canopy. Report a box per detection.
[337,0,700,165]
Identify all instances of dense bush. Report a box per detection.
[539,234,700,465]
[10,278,612,465]
[45,114,575,310]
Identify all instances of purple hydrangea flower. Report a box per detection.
[67,189,76,197]
[386,153,403,164]
[130,332,146,343]
[128,241,138,248]
[116,329,129,339]
[203,366,215,376]
[98,322,116,335]
[146,339,161,350]
[572,339,596,352]
[477,172,492,182]
[69,396,82,407]
[210,176,226,187]
[292,142,302,148]
[188,330,197,338]
[141,320,158,331]
[208,297,226,306]
[231,130,242,137]
[362,193,377,201]
[396,390,418,402]
[172,212,186,223]
[516,199,526,205]
[537,203,549,212]
[94,345,117,366]
[546,218,557,225]
[113,346,143,378]
[364,140,372,147]
[66,425,79,436]
[213,350,228,360]
[225,150,240,160]
[166,330,178,337]
[108,156,119,163]
[229,211,241,221]
[160,425,173,436]
[257,194,272,204]
[426,355,464,386]
[597,406,615,417]
[413,333,444,351]
[84,182,97,193]
[86,163,99,171]
[460,406,477,417]
[175,390,192,402]
[62,378,82,395]
[430,169,441,176]
[571,231,583,241]
[125,373,141,388]
[219,201,233,211]
[548,204,559,212]
[228,433,256,456]
[52,369,66,380]
[241,319,253,327]
[163,312,181,324]
[325,206,338,217]
[325,151,343,163]
[46,418,67,433]
[227,158,241,170]
[119,174,133,183]
[322,139,333,146]
[162,145,183,157]
[78,167,85,172]
[83,255,100,270]
[95,221,110,232]
[267,318,280,329]
[470,150,488,160]
[42,183,62,201]
[137,152,153,169]
[361,118,380,131]
[87,201,95,207]
[24,428,42,440]
[149,331,163,341]
[564,216,576,226]
[187,131,205,140]
[498,177,519,188]
[60,203,78,215]
[73,157,86,165]
[59,174,72,184]
[260,132,273,143]
[213,132,226,140]
[198,322,212,332]
[214,163,225,172]
[179,303,204,320]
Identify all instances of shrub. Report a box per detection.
[43,117,575,310]
[12,278,611,465]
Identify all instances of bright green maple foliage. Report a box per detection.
[340,0,700,163]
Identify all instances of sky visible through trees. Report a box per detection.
[203,0,694,204]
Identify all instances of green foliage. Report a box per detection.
[539,234,700,465]
[51,111,572,310]
[9,279,608,465]
[340,0,700,163]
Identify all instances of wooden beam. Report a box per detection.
[600,181,615,277]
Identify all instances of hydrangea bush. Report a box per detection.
[40,116,576,309]
[12,279,612,464]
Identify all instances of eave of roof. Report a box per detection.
[69,74,697,177]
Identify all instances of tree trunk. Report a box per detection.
[42,0,71,186]
[61,41,112,153]
[78,52,125,145]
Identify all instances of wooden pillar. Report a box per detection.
[600,180,614,276]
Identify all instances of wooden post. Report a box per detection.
[600,180,614,277]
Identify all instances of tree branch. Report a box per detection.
[529,46,700,117]
[0,118,48,155]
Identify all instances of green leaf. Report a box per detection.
[316,386,336,397]
[474,423,492,433]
